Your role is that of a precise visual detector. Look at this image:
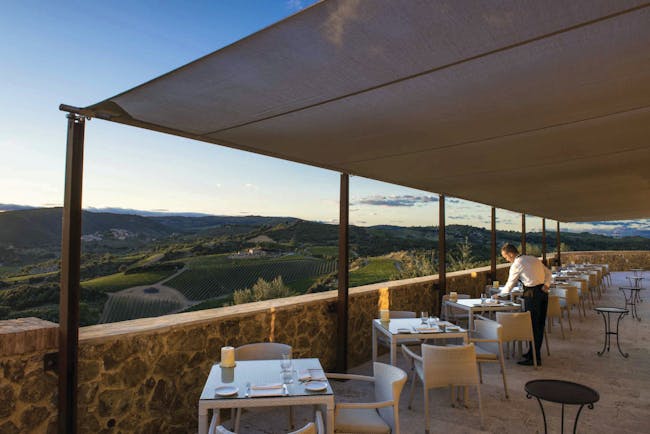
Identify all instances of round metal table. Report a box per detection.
[595,307,629,357]
[618,287,645,321]
[525,379,599,434]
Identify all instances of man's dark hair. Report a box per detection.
[501,243,519,255]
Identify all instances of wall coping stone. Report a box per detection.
[0,317,58,356]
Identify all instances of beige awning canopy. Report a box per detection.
[80,0,650,222]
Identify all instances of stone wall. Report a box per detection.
[0,260,575,433]
[561,250,650,271]
[0,318,58,434]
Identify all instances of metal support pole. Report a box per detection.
[521,213,526,254]
[59,113,85,434]
[491,207,497,282]
[438,194,446,309]
[557,221,562,266]
[542,218,547,265]
[336,173,349,373]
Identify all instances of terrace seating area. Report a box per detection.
[229,271,648,434]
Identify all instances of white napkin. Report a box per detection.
[396,328,412,333]
[251,383,283,390]
[249,383,285,397]
[415,327,439,333]
[299,369,327,381]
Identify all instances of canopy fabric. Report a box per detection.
[84,0,650,222]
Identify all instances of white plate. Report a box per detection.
[305,381,328,392]
[215,385,239,397]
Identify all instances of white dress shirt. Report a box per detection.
[501,255,552,294]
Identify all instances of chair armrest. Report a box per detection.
[335,400,394,410]
[469,338,500,343]
[325,372,374,382]
[401,344,422,363]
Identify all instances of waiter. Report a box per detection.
[496,243,551,366]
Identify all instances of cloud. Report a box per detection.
[84,207,214,217]
[0,203,37,212]
[244,183,259,190]
[286,0,306,11]
[354,195,439,207]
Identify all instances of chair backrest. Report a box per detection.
[217,421,317,434]
[547,295,561,317]
[473,319,502,355]
[562,285,579,305]
[372,362,407,433]
[421,344,479,388]
[496,311,534,342]
[235,342,292,361]
[389,310,416,319]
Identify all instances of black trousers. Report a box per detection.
[523,284,548,360]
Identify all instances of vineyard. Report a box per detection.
[99,293,186,323]
[166,256,337,300]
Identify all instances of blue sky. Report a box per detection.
[1,1,647,235]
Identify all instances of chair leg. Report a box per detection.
[532,342,539,369]
[476,384,484,430]
[559,316,565,340]
[289,407,294,430]
[424,388,430,434]
[478,363,483,384]
[567,308,573,331]
[499,356,509,399]
[408,372,417,410]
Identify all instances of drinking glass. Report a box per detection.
[280,354,294,383]
[480,293,487,303]
[421,311,428,324]
[428,316,438,327]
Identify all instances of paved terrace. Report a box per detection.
[235,271,649,433]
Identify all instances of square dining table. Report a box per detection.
[198,358,334,434]
[372,318,468,366]
[443,298,522,331]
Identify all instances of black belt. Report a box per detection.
[523,284,544,297]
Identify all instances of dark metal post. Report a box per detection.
[556,221,562,266]
[438,194,446,309]
[59,113,85,434]
[542,218,547,264]
[491,207,497,282]
[336,173,349,373]
[521,213,526,254]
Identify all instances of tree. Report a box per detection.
[392,250,437,279]
[233,276,292,305]
[448,237,475,271]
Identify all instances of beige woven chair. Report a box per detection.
[216,411,323,434]
[470,319,508,399]
[496,312,538,368]
[551,285,579,328]
[326,362,407,434]
[546,295,565,341]
[232,342,293,433]
[402,343,484,433]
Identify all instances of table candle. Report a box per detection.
[220,346,235,367]
[450,291,458,302]
[379,309,390,322]
[492,280,500,288]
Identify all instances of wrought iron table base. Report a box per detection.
[526,395,595,434]
[619,287,644,321]
[595,308,628,357]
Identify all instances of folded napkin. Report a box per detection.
[415,327,439,333]
[396,328,413,333]
[251,383,283,390]
[249,383,285,397]
[299,369,327,382]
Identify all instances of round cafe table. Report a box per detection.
[595,307,629,357]
[525,379,599,434]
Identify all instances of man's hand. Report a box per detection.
[542,285,550,293]
[491,294,499,300]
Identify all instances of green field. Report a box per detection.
[81,269,175,293]
[166,254,337,300]
[100,295,184,323]
[308,246,338,257]
[349,258,398,287]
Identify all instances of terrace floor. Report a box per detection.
[229,272,650,433]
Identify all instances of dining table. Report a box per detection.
[443,298,522,331]
[372,317,468,366]
[198,358,334,434]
